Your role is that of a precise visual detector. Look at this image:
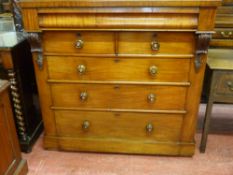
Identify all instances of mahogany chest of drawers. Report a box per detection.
[20,0,221,156]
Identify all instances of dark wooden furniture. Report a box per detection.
[0,32,43,153]
[210,0,233,48]
[0,80,28,175]
[20,0,221,156]
[200,49,233,153]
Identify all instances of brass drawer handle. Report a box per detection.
[227,81,233,91]
[82,120,90,130]
[221,31,232,38]
[151,41,160,51]
[76,39,84,49]
[149,65,158,76]
[146,123,153,133]
[147,93,156,103]
[77,64,86,74]
[80,92,88,101]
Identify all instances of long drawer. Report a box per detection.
[50,83,187,110]
[43,31,195,55]
[47,56,191,82]
[55,110,183,142]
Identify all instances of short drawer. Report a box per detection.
[118,32,195,55]
[215,72,233,96]
[50,84,187,110]
[47,56,191,82]
[43,31,115,54]
[55,110,183,142]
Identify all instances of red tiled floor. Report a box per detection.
[23,104,233,175]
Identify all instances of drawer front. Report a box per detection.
[38,13,197,30]
[47,56,191,82]
[51,84,187,110]
[215,72,233,96]
[118,32,195,55]
[213,29,233,39]
[43,31,115,54]
[43,31,194,55]
[55,110,183,142]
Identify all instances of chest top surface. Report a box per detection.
[20,0,222,7]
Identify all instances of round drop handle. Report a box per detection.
[80,92,88,101]
[147,93,156,103]
[149,65,158,76]
[77,64,86,74]
[151,41,160,51]
[76,39,84,49]
[146,123,154,133]
[82,120,90,130]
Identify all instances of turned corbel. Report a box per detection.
[195,32,212,72]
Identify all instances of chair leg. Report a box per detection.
[200,100,214,153]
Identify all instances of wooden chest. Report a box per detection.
[20,0,221,156]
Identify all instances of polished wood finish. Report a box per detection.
[0,80,28,175]
[118,32,194,55]
[20,0,222,8]
[47,56,191,82]
[200,49,233,153]
[43,31,194,55]
[50,83,187,110]
[20,0,220,156]
[43,31,115,54]
[55,111,183,142]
